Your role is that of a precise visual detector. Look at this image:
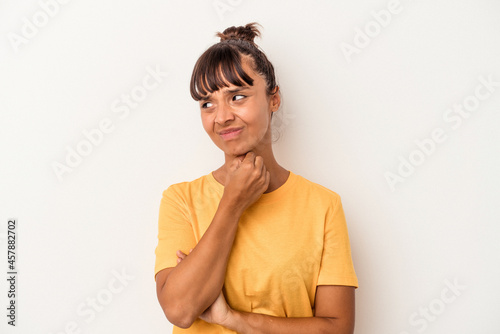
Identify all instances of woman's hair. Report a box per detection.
[189,22,278,101]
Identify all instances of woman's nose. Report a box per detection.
[215,102,235,124]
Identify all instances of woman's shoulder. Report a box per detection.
[291,171,342,203]
[161,172,215,199]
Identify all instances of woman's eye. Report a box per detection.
[233,95,245,101]
[201,102,213,109]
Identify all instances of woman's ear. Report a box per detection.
[270,86,281,112]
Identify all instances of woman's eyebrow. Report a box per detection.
[225,87,248,94]
[199,87,249,101]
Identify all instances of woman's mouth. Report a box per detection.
[220,128,243,140]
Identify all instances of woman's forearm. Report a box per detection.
[158,196,243,328]
[222,310,353,334]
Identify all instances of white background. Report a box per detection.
[1,0,499,333]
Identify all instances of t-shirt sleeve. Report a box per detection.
[317,195,359,288]
[154,185,197,281]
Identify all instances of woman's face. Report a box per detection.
[199,57,279,158]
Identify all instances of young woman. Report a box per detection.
[155,22,358,333]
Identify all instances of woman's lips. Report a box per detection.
[220,128,243,140]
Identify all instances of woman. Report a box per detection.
[155,22,358,333]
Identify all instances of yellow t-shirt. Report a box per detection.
[155,170,358,333]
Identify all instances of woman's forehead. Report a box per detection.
[199,85,252,101]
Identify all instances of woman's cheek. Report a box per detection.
[201,116,215,136]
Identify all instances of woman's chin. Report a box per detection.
[223,148,251,159]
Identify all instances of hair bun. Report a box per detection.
[216,22,261,44]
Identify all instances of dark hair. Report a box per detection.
[189,22,278,101]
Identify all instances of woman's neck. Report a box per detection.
[213,152,289,193]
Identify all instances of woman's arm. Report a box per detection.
[174,247,355,333]
[156,199,242,328]
[218,285,355,334]
[156,152,270,328]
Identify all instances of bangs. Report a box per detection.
[190,45,254,101]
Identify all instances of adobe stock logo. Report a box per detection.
[398,278,466,334]
[52,65,168,182]
[7,0,72,54]
[271,105,295,143]
[340,0,403,63]
[385,74,499,192]
[212,0,244,21]
[47,268,134,334]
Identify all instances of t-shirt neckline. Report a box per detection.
[207,170,296,204]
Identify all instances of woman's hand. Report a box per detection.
[176,250,233,326]
[199,290,231,325]
[222,151,270,214]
